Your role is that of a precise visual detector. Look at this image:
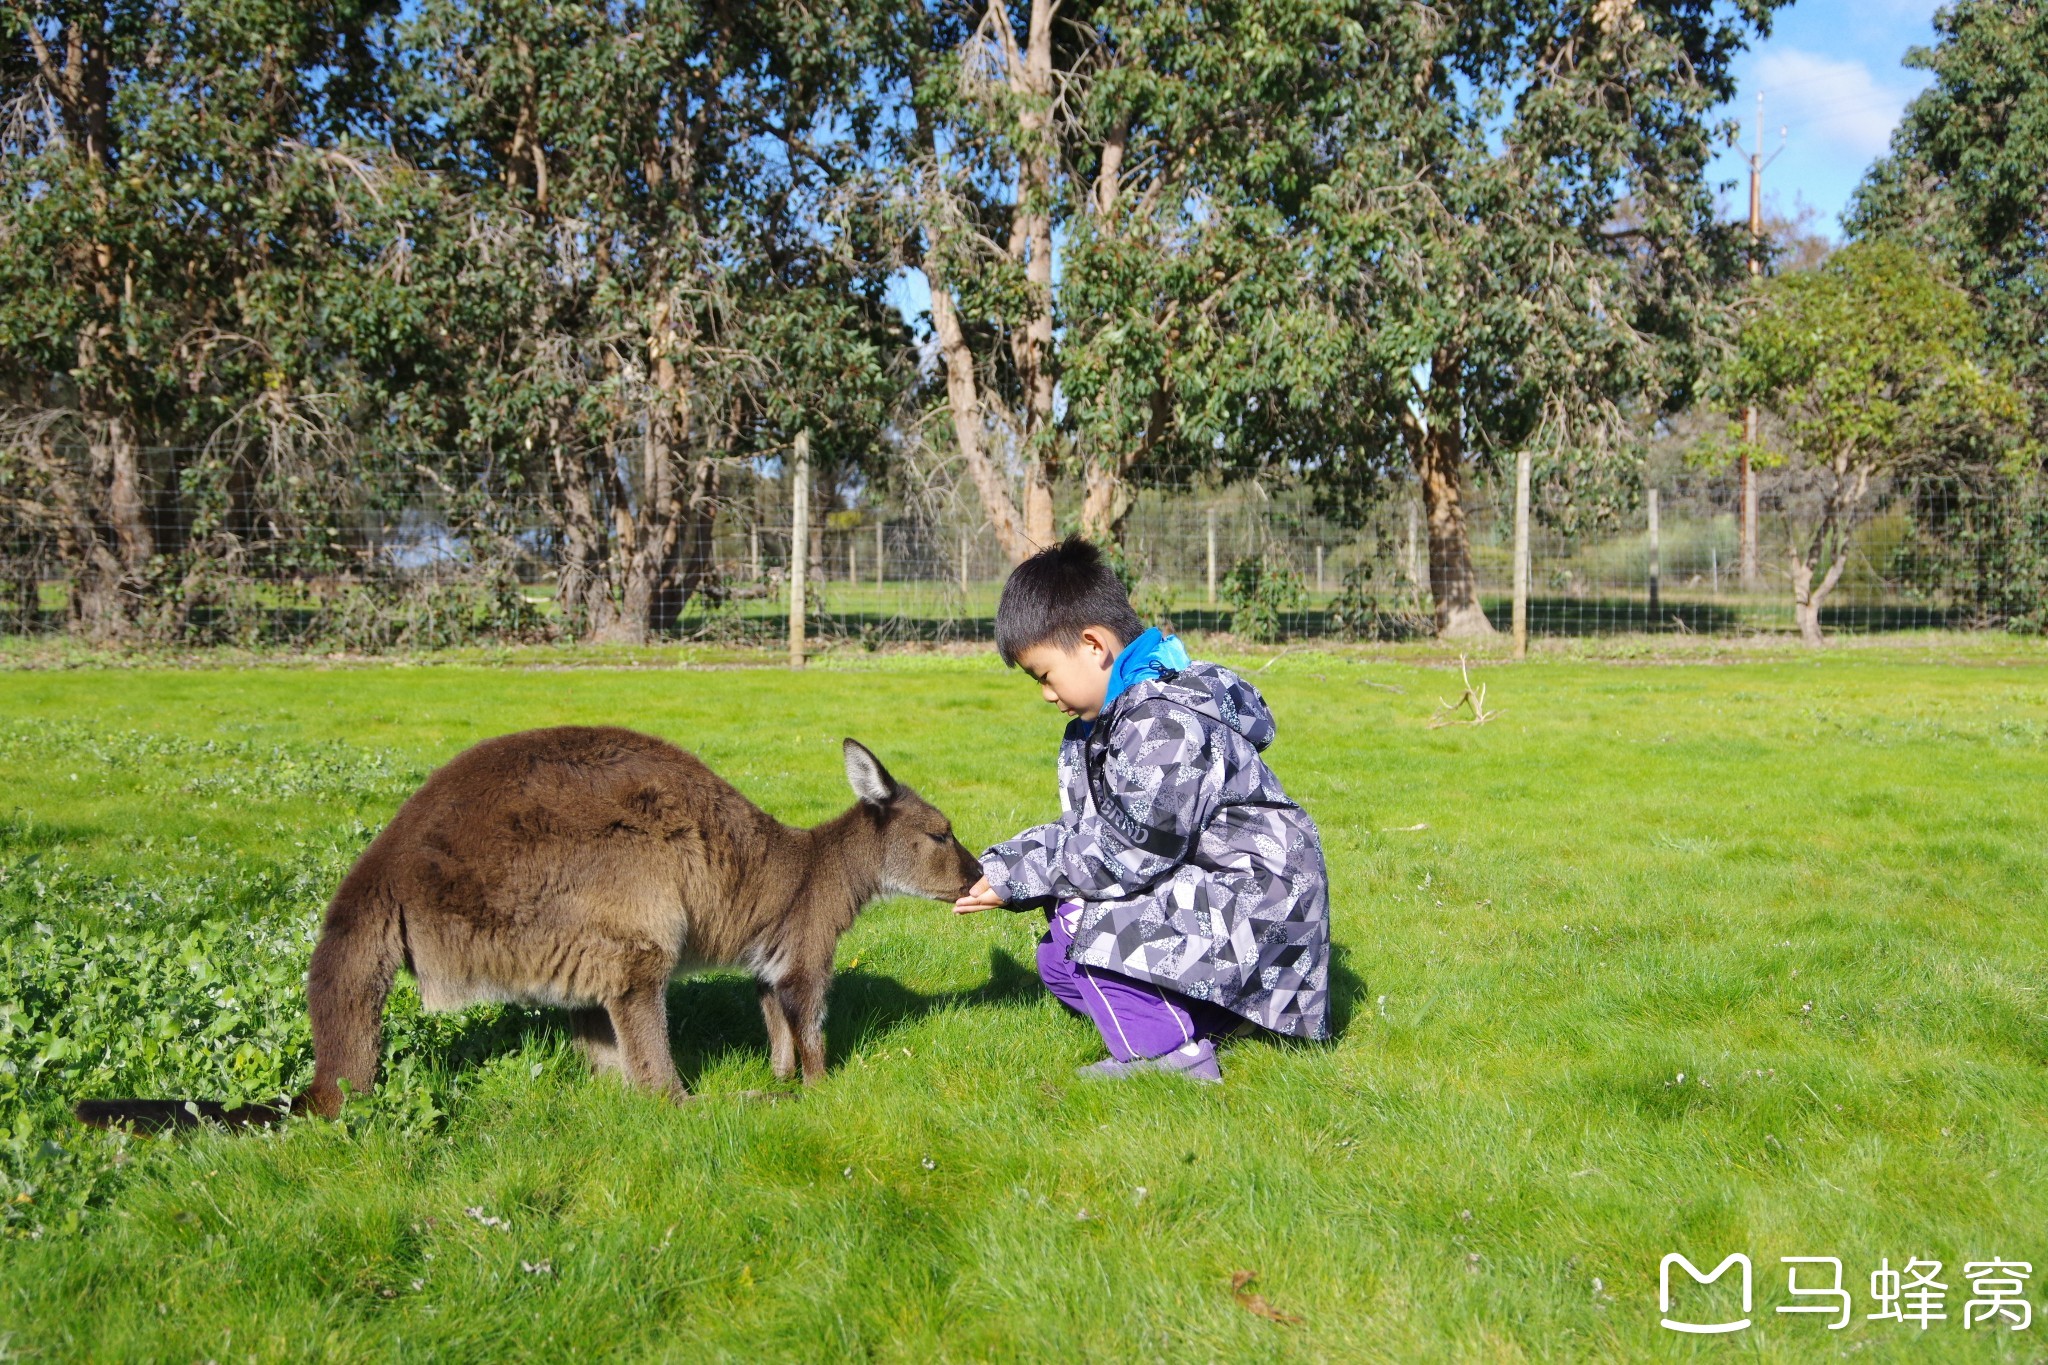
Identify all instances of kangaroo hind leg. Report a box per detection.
[569,1006,627,1080]
[759,981,797,1081]
[605,975,686,1102]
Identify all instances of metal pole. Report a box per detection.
[789,431,809,669]
[1512,449,1531,659]
[1741,93,1767,592]
[1647,487,1661,621]
[1205,507,1217,606]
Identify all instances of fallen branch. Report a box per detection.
[1231,1270,1304,1325]
[1426,656,1499,729]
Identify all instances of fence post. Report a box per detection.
[750,524,760,582]
[1315,544,1325,595]
[789,431,809,669]
[875,520,885,586]
[1512,448,1531,660]
[1646,487,1661,621]
[849,536,857,585]
[1206,506,1217,606]
[1739,407,1760,591]
[958,533,969,599]
[1407,500,1425,591]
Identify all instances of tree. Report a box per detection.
[893,1,1378,563]
[1727,241,2032,645]
[0,0,414,638]
[395,0,900,642]
[1848,0,2048,425]
[1298,0,1780,636]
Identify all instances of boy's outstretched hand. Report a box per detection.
[953,876,1002,914]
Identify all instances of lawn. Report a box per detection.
[1,646,2045,1361]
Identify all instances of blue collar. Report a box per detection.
[1101,627,1189,713]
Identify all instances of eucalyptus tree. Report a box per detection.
[1849,0,2048,423]
[396,0,900,643]
[0,0,407,637]
[893,0,1377,563]
[1301,0,1782,636]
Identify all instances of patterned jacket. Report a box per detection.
[980,660,1331,1040]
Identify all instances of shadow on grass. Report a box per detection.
[422,935,1356,1094]
[413,947,1047,1095]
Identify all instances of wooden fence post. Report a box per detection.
[1315,544,1325,595]
[1512,448,1531,660]
[789,431,808,669]
[1647,487,1661,621]
[1206,506,1217,606]
[875,520,885,586]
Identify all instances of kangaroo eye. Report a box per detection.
[928,831,950,843]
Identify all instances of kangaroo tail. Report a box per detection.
[300,873,406,1119]
[74,1098,291,1133]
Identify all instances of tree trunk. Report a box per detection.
[1080,462,1135,544]
[911,7,1061,567]
[1790,529,1850,648]
[552,439,614,638]
[66,414,154,641]
[1012,0,1058,554]
[656,456,720,635]
[1402,390,1494,639]
[927,280,1031,562]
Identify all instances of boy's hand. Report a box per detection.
[953,876,1002,914]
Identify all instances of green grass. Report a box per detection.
[1,647,2046,1360]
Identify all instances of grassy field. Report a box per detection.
[1,646,2045,1360]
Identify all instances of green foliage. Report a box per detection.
[1326,565,1429,643]
[1730,242,2031,478]
[1727,240,2035,639]
[1220,550,1306,643]
[1848,0,2048,423]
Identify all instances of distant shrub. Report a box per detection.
[1222,551,1306,643]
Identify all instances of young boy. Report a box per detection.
[953,537,1331,1082]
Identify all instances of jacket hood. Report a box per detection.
[1112,658,1277,752]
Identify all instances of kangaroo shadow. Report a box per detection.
[652,946,1045,1086]
[414,939,1354,1093]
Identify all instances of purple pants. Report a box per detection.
[1036,902,1240,1061]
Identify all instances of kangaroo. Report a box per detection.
[76,727,981,1131]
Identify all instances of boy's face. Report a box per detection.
[1015,626,1124,721]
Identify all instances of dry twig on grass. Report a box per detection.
[1230,1270,1304,1325]
[1426,655,1499,729]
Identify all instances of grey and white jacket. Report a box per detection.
[981,660,1331,1040]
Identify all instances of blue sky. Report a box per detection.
[1704,0,1946,235]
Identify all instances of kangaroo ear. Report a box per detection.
[843,738,899,806]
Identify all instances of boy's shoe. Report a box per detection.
[1077,1039,1222,1084]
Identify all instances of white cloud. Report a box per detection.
[1749,48,1920,161]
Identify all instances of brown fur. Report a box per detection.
[76,728,980,1131]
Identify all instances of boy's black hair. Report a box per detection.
[994,535,1147,667]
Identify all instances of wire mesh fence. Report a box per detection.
[2,464,2042,649]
